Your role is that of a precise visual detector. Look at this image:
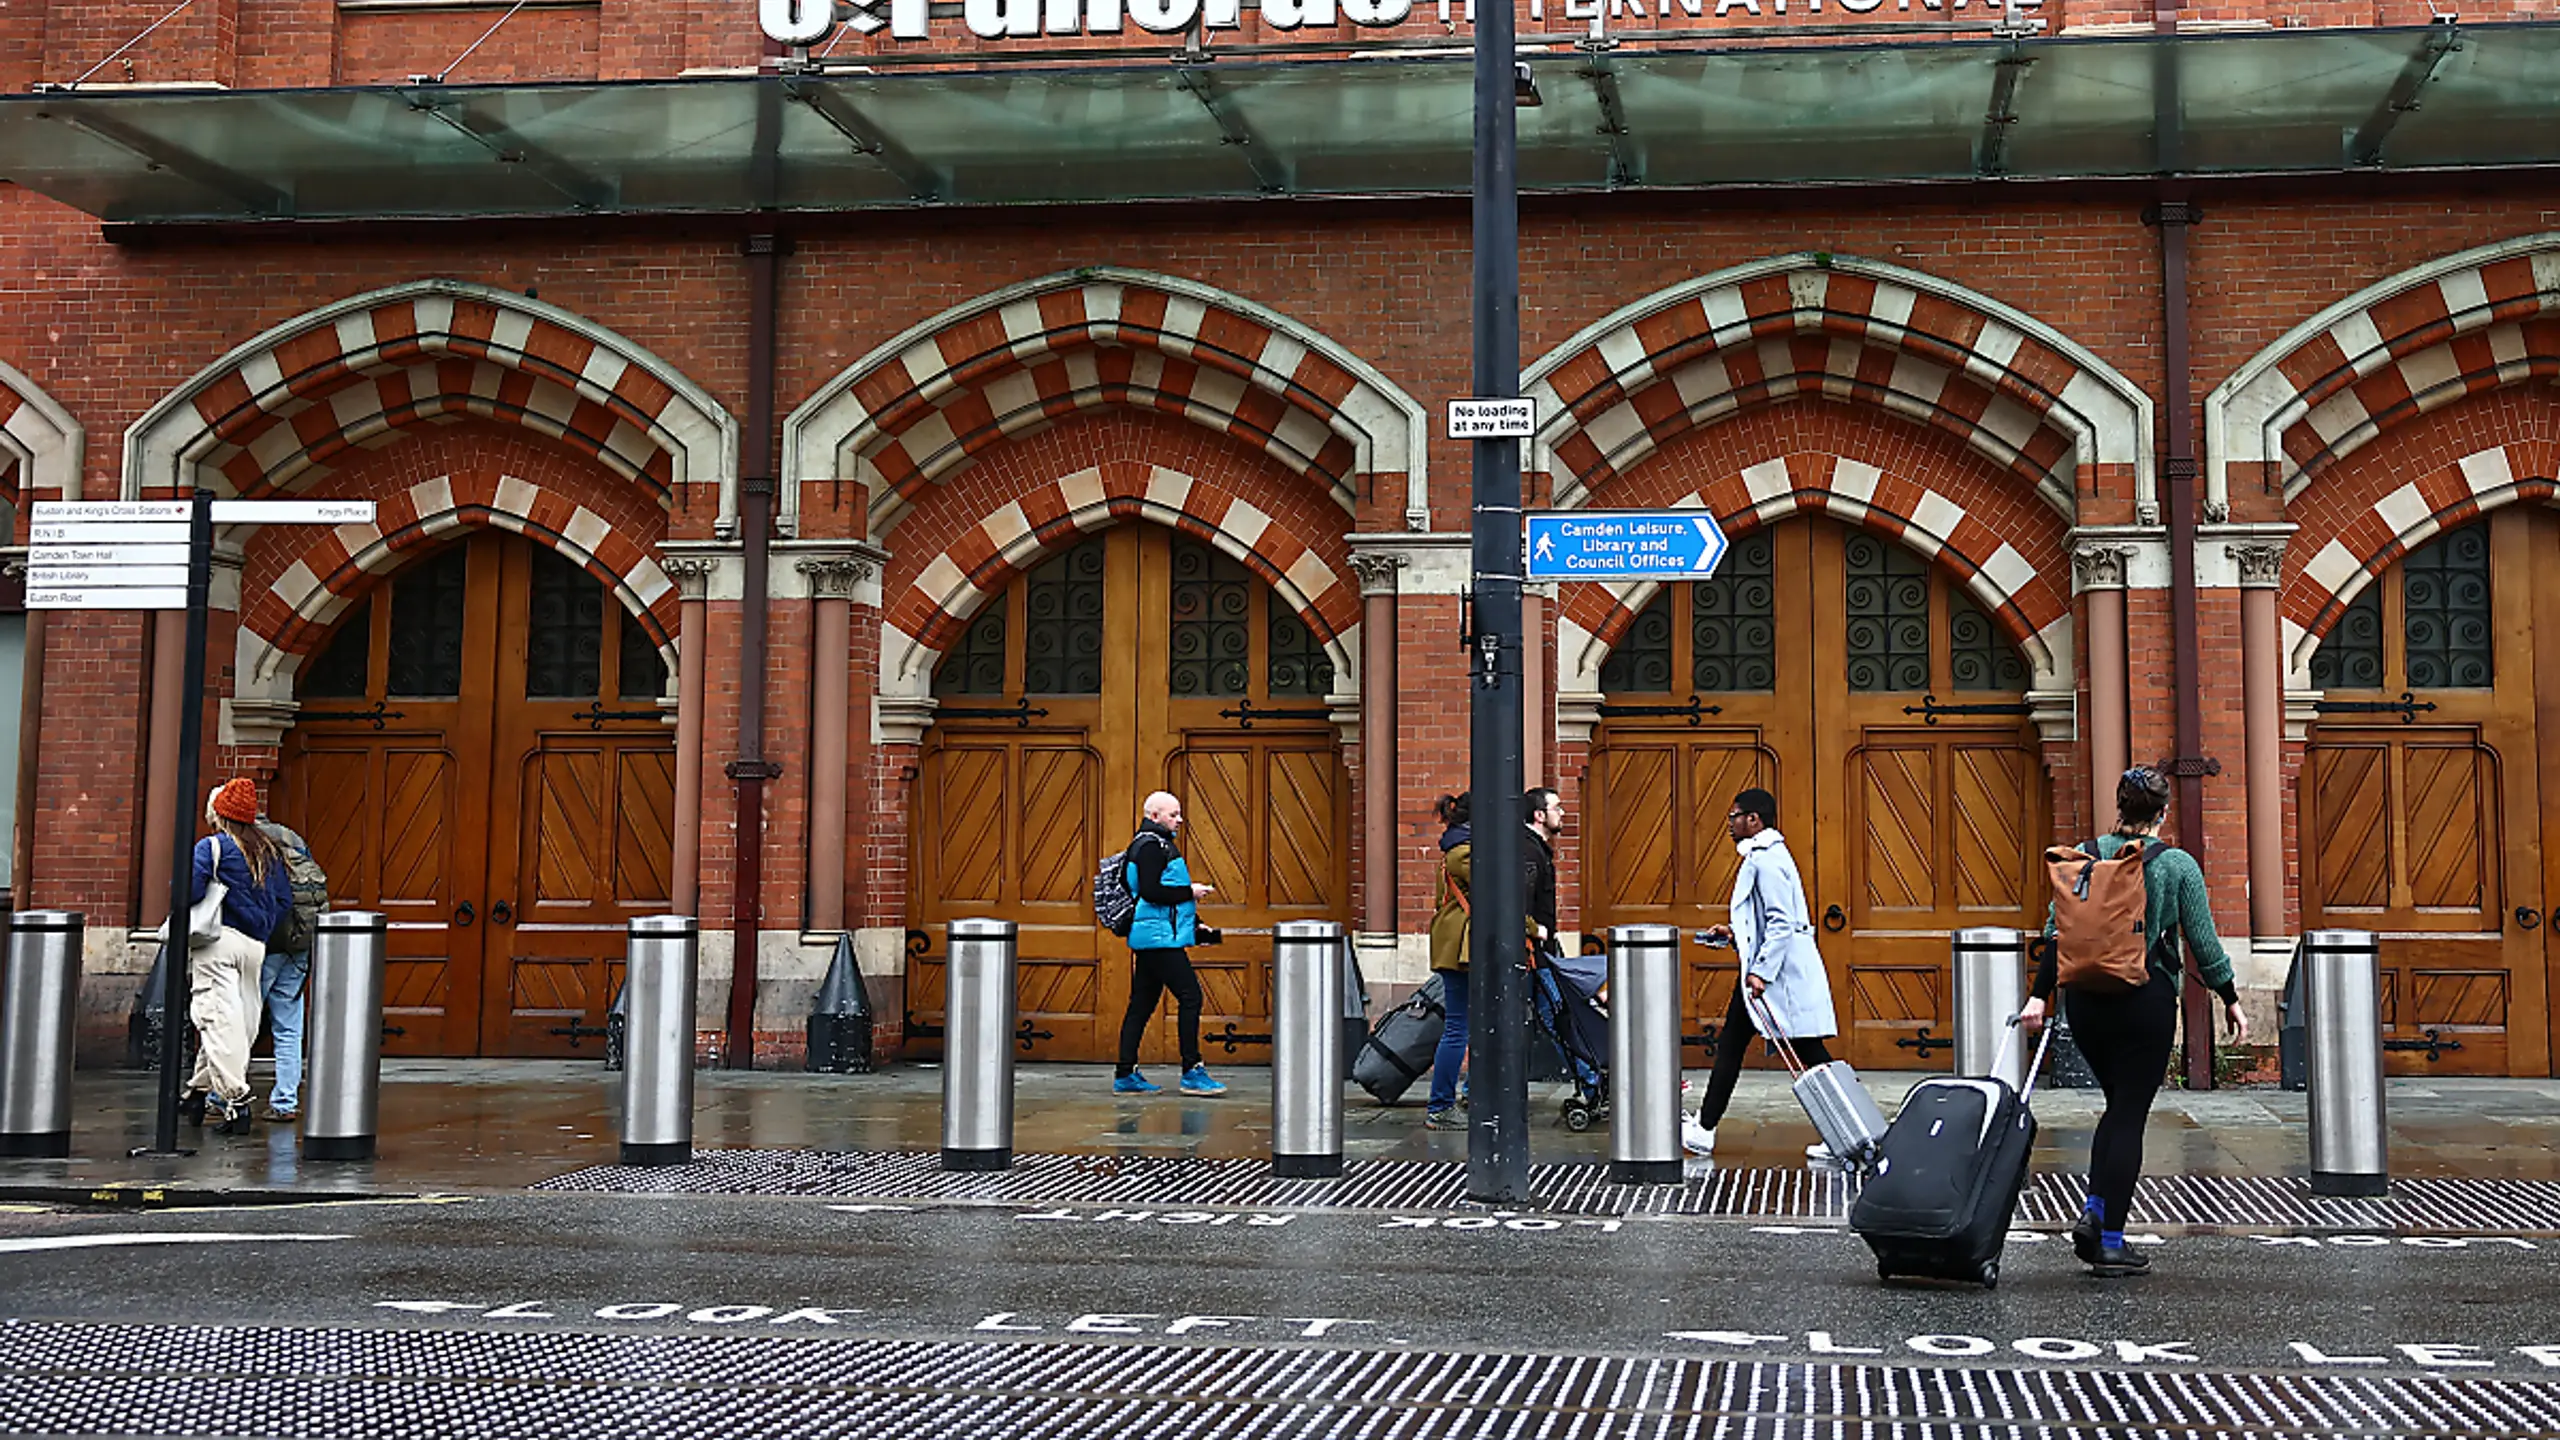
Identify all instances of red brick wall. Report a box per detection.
[335,7,603,84]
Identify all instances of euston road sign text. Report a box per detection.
[1525,510,1729,582]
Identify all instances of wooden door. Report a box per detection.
[278,533,676,1057]
[2303,510,2547,1077]
[1584,517,2047,1071]
[909,525,1350,1065]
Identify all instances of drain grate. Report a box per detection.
[534,1149,2560,1231]
[4,1320,2558,1439]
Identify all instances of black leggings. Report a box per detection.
[1116,947,1203,1076]
[1695,986,1834,1130]
[2064,974,2178,1230]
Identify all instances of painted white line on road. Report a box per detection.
[0,1233,350,1255]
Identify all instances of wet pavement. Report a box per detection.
[7,1057,2560,1198]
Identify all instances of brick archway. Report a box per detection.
[0,358,83,514]
[2210,234,2560,517]
[121,279,736,525]
[784,267,1431,539]
[1525,253,2151,525]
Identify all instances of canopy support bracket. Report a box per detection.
[1977,43,2034,177]
[784,79,946,203]
[407,90,613,211]
[1177,66,1292,196]
[1580,54,1642,189]
[37,102,291,216]
[2348,16,2461,168]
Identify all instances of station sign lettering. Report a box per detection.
[760,0,2013,45]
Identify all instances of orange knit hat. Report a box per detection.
[209,777,259,825]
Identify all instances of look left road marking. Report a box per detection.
[0,1233,350,1255]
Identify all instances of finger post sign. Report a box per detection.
[1524,510,1730,582]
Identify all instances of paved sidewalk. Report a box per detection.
[6,1059,2557,1200]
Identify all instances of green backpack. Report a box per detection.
[268,838,331,954]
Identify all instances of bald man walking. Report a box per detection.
[1113,790,1227,1096]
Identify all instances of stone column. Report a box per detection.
[663,555,718,918]
[2074,542,2134,829]
[798,555,870,935]
[1351,552,1406,938]
[2233,540,2287,945]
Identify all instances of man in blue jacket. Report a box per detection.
[1113,790,1227,1096]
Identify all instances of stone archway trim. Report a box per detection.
[783,267,1433,537]
[122,279,738,525]
[1523,253,2153,524]
[0,359,83,509]
[2208,235,2560,514]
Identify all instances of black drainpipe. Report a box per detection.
[2151,0,2218,1090]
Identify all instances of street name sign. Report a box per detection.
[25,498,379,611]
[1524,510,1730,581]
[1447,398,1537,440]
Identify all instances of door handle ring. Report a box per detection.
[453,901,476,927]
[1822,904,1846,933]
[492,899,515,926]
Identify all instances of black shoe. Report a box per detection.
[2071,1213,2102,1266]
[179,1091,207,1127]
[207,1096,252,1136]
[2088,1240,2151,1277]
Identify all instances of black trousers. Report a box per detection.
[1695,985,1834,1130]
[2064,973,2178,1230]
[1116,947,1203,1076]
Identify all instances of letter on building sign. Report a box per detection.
[967,0,1041,37]
[1129,0,1202,31]
[760,0,832,43]
[1261,0,1338,27]
[1342,0,1414,22]
[1204,0,1244,23]
[1714,0,1760,14]
[1047,0,1128,31]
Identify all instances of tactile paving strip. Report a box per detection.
[534,1149,2560,1231]
[4,1321,2556,1439]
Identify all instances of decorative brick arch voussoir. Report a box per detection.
[0,359,83,515]
[874,462,1357,706]
[123,279,737,525]
[785,267,1431,539]
[1525,253,2151,524]
[234,474,679,722]
[2210,234,2560,515]
[1554,452,2073,698]
[2280,440,2557,686]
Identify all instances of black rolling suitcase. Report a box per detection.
[1352,974,1445,1104]
[1850,1018,2054,1290]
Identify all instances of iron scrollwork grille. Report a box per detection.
[1024,537,1106,696]
[1694,528,1776,692]
[2403,525,2492,689]
[1948,593,2028,691]
[1598,591,1675,694]
[2310,584,2384,691]
[1844,534,1930,693]
[933,603,1007,698]
[1169,538,1253,698]
[527,548,608,699]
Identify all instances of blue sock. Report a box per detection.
[2101,1229,2125,1249]
[2083,1194,2105,1220]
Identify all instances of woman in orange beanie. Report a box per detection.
[179,777,295,1134]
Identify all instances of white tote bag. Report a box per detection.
[157,833,231,950]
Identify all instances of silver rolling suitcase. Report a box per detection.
[1748,991,1888,1170]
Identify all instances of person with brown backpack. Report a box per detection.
[2020,766,2248,1278]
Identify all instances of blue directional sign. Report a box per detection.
[1524,510,1730,582]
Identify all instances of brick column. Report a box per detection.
[663,554,718,918]
[797,554,870,934]
[2232,539,2288,946]
[1350,551,1406,937]
[2073,541,2134,828]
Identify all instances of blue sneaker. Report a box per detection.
[1179,1065,1227,1096]
[1113,1071,1161,1094]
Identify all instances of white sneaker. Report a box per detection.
[1805,1142,1837,1166]
[1680,1117,1717,1156]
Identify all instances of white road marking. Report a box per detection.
[0,1232,350,1255]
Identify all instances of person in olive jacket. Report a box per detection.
[1423,793,1473,1130]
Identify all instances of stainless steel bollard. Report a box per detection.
[619,915,699,1167]
[0,911,83,1159]
[1272,919,1347,1178]
[304,912,388,1161]
[1952,927,2028,1091]
[1608,924,1682,1184]
[2305,928,2389,1197]
[942,917,1018,1172]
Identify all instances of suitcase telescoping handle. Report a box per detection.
[1993,1008,2061,1101]
[1739,986,1815,1081]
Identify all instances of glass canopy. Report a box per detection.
[1,20,2552,224]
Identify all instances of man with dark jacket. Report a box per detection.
[1113,790,1228,1097]
[1523,786,1563,950]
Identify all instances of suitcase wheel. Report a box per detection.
[1560,1099,1595,1133]
[1977,1260,2000,1290]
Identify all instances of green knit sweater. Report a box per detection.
[2039,833,2237,999]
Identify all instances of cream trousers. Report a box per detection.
[185,926,266,1107]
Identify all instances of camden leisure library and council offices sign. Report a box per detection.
[759,0,2010,44]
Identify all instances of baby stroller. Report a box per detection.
[1531,946,1611,1131]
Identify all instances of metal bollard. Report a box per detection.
[1952,927,2028,1091]
[2304,928,2389,1197]
[619,915,699,1167]
[0,911,83,1159]
[304,912,388,1161]
[1272,919,1347,1178]
[1608,924,1682,1184]
[942,918,1017,1172]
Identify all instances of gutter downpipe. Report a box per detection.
[726,74,787,1070]
[2153,0,2216,1090]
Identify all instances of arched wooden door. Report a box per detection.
[909,526,1351,1065]
[1585,517,2049,1072]
[275,532,675,1058]
[2301,511,2550,1077]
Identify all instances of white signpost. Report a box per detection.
[33,494,384,1155]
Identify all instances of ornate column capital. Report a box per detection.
[2228,541,2285,589]
[2072,542,2136,592]
[663,555,719,602]
[796,556,874,601]
[1350,551,1408,597]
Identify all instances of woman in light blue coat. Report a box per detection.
[1683,786,1842,1160]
